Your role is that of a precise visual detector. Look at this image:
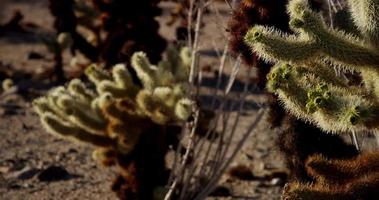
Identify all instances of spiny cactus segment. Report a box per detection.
[282,152,379,200]
[244,0,379,133]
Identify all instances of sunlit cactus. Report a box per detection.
[244,0,379,133]
[33,47,193,199]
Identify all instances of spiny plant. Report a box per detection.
[227,1,357,186]
[48,0,166,70]
[33,47,193,199]
[244,0,379,133]
[228,0,322,89]
[90,0,167,66]
[282,152,379,200]
[228,0,322,127]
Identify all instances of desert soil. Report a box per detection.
[0,1,286,199]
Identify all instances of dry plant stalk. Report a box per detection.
[165,1,264,199]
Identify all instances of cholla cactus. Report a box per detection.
[33,47,193,199]
[282,152,379,200]
[244,0,379,133]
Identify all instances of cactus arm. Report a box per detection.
[55,95,107,134]
[283,182,350,200]
[284,152,379,200]
[68,79,96,103]
[85,64,112,84]
[269,64,379,133]
[175,47,191,81]
[33,97,56,116]
[41,113,113,147]
[175,98,193,121]
[361,69,379,98]
[112,64,140,96]
[348,0,379,48]
[131,52,157,90]
[136,90,171,124]
[112,64,132,87]
[67,107,107,134]
[295,10,379,69]
[98,80,134,98]
[153,87,176,107]
[91,97,107,121]
[306,153,379,184]
[278,83,379,133]
[244,26,319,64]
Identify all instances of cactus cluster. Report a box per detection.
[33,47,192,199]
[282,152,379,200]
[244,0,379,133]
[47,0,167,82]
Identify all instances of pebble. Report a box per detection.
[269,178,283,186]
[37,165,71,182]
[209,185,231,197]
[228,164,256,181]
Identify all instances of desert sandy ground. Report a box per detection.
[0,1,287,199]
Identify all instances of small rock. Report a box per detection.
[228,165,256,181]
[245,153,254,160]
[37,165,70,182]
[55,154,64,162]
[269,178,283,186]
[67,148,78,154]
[209,185,231,197]
[28,52,44,60]
[8,183,22,190]
[264,170,288,186]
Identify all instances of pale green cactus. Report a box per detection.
[33,47,193,153]
[244,0,379,133]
